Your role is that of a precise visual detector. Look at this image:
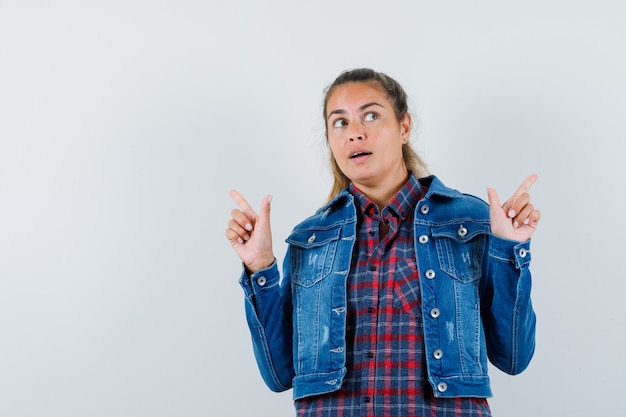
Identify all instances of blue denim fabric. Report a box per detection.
[239,175,536,400]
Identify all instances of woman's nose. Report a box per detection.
[348,124,364,141]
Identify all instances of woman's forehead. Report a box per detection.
[326,81,389,109]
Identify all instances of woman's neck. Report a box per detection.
[357,169,410,210]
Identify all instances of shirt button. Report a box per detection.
[433,349,443,359]
[430,308,440,318]
[364,396,371,403]
[418,235,429,244]
[420,204,430,215]
[366,352,374,358]
[437,382,448,393]
[425,269,436,279]
[257,276,267,286]
[369,265,376,271]
[368,307,375,313]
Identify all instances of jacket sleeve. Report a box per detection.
[481,234,536,375]
[239,258,294,392]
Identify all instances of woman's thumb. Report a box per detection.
[259,194,272,226]
[486,187,501,208]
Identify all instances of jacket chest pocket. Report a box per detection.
[287,227,341,288]
[432,223,488,283]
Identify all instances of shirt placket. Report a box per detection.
[359,207,382,415]
[362,207,402,416]
[374,209,400,417]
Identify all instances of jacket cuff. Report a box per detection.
[238,259,279,297]
[489,235,532,268]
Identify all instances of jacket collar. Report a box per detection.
[418,175,463,199]
[318,174,461,215]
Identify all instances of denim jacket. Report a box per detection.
[239,175,536,400]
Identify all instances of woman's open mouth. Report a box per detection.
[350,151,372,160]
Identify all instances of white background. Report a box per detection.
[1,1,624,416]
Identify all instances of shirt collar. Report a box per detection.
[349,172,425,220]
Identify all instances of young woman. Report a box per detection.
[226,68,540,416]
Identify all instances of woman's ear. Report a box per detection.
[400,113,412,141]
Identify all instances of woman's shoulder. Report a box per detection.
[291,190,357,232]
[423,175,489,217]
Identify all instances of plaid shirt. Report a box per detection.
[295,175,491,417]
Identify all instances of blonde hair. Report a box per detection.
[323,68,428,201]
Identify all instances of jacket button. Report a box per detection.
[519,248,528,258]
[437,382,448,392]
[433,349,443,359]
[307,234,316,244]
[425,269,436,279]
[420,205,430,215]
[256,276,267,286]
[418,235,429,244]
[458,225,468,237]
[430,308,440,318]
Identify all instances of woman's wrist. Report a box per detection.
[245,256,275,275]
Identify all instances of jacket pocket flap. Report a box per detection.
[287,227,341,249]
[431,222,489,242]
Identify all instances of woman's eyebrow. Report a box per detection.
[326,102,385,121]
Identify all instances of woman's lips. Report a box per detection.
[350,151,372,160]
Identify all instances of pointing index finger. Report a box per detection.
[511,174,538,199]
[229,189,257,218]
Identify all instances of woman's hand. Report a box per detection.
[225,190,275,274]
[487,174,541,242]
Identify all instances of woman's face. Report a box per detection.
[325,81,411,195]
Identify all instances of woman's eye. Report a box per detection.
[333,119,348,128]
[363,112,378,122]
